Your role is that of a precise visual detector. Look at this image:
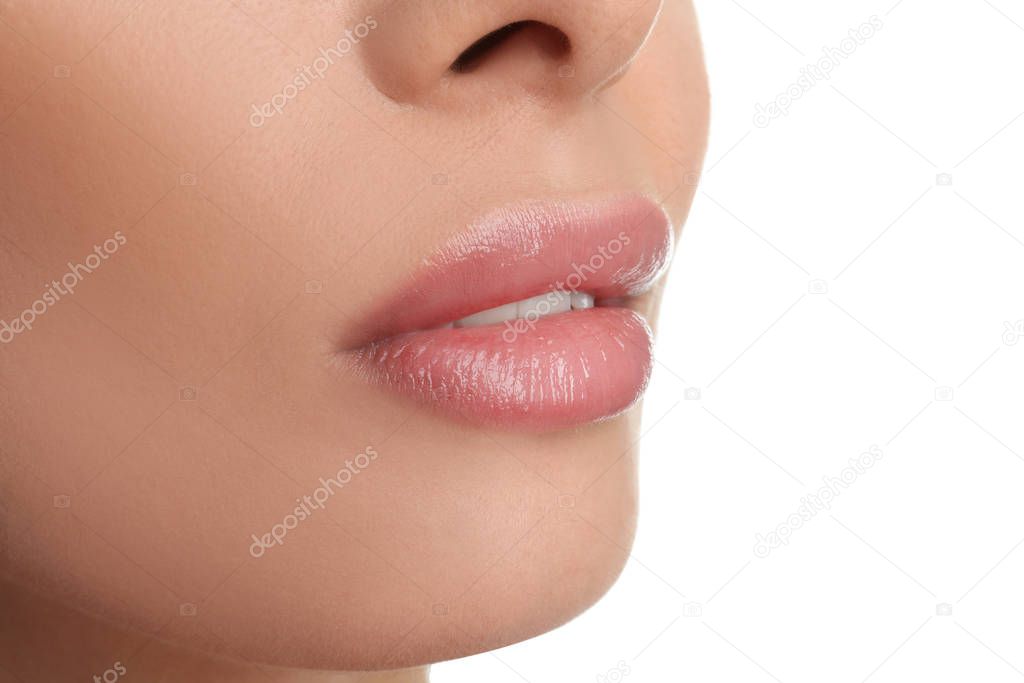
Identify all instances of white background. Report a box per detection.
[436,0,1024,680]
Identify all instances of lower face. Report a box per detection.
[0,0,708,672]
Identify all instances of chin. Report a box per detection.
[197,416,640,671]
[3,406,641,673]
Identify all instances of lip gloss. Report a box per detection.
[346,195,672,431]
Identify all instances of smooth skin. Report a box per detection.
[0,0,708,679]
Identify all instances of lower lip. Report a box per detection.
[352,307,654,431]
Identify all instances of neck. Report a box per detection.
[0,579,430,683]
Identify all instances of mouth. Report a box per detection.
[343,195,674,431]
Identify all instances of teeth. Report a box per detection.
[571,291,595,310]
[453,301,518,328]
[452,291,596,328]
[517,292,570,319]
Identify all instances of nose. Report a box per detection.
[360,0,663,105]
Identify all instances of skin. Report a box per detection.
[0,0,708,680]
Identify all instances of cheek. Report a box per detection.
[200,89,431,278]
[596,2,709,230]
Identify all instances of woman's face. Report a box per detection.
[0,0,707,673]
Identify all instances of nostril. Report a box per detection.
[449,20,570,74]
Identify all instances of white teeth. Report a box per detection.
[517,291,570,319]
[452,301,519,328]
[452,291,596,328]
[571,292,595,310]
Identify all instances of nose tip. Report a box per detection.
[361,0,663,106]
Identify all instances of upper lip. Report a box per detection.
[348,194,674,347]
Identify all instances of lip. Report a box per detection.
[344,195,673,431]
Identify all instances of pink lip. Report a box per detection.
[347,195,673,431]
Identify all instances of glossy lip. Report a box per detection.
[344,195,674,431]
